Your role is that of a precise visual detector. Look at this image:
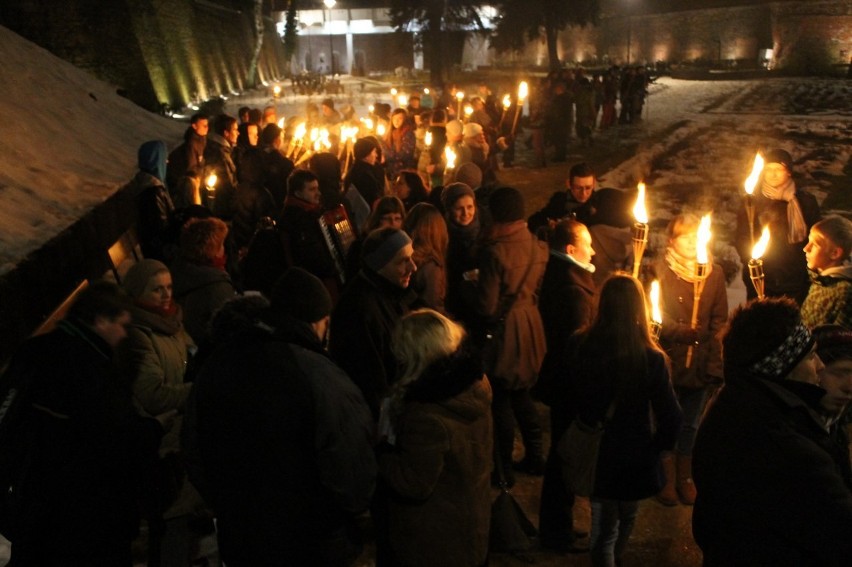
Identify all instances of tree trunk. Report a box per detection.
[426,7,447,87]
[246,0,265,87]
[546,24,560,72]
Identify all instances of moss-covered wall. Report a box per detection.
[0,0,289,111]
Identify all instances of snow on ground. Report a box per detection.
[0,26,183,275]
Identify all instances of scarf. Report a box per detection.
[761,177,808,244]
[665,245,713,283]
[550,249,596,273]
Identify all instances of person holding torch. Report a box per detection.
[736,148,821,304]
[654,213,728,506]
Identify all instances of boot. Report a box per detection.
[676,453,697,505]
[655,451,678,506]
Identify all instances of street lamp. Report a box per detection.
[324,0,336,75]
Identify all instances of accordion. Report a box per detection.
[318,204,356,284]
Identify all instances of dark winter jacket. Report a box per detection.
[536,252,597,405]
[657,259,727,389]
[4,319,163,563]
[801,266,852,329]
[170,258,237,345]
[476,221,548,389]
[134,170,176,263]
[330,269,416,418]
[346,159,384,209]
[194,312,376,567]
[167,127,206,208]
[204,133,238,219]
[566,343,681,500]
[736,189,821,304]
[379,349,492,567]
[261,146,294,210]
[693,375,852,566]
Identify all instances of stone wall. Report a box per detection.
[478,1,851,75]
[0,0,290,111]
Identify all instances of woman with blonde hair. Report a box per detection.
[560,274,681,566]
[377,309,492,567]
[403,203,448,312]
[654,213,727,506]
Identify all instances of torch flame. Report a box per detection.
[377,123,387,137]
[502,94,511,109]
[633,182,648,224]
[464,104,473,117]
[293,122,307,140]
[456,91,465,101]
[518,81,529,101]
[205,173,217,189]
[445,146,457,170]
[744,152,764,196]
[273,85,281,96]
[309,127,320,142]
[696,214,712,265]
[752,226,770,260]
[424,131,433,147]
[368,105,375,114]
[398,94,408,107]
[650,280,662,325]
[423,87,430,95]
[390,87,398,96]
[277,118,285,129]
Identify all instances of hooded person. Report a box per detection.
[693,297,852,566]
[193,268,376,566]
[134,140,176,262]
[330,228,418,418]
[476,187,549,486]
[812,325,852,491]
[736,148,821,304]
[802,215,852,329]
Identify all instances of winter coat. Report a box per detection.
[232,180,276,250]
[204,133,238,219]
[445,215,480,327]
[383,125,417,180]
[194,314,376,566]
[167,128,206,208]
[346,159,384,210]
[133,163,176,264]
[119,306,194,457]
[170,258,237,345]
[379,349,492,567]
[5,319,163,563]
[278,196,340,283]
[536,253,597,405]
[261,146,295,210]
[736,189,821,304]
[657,259,727,389]
[410,249,446,313]
[801,266,852,329]
[693,376,852,566]
[330,269,416,418]
[566,343,681,500]
[476,221,548,389]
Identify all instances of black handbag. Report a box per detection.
[489,452,537,555]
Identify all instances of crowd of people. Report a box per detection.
[0,81,850,567]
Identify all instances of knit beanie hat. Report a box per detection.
[814,324,852,364]
[363,228,412,272]
[463,122,483,138]
[764,148,793,174]
[354,137,378,160]
[446,120,463,139]
[123,259,170,299]
[488,186,525,223]
[454,162,482,190]
[270,267,332,324]
[441,182,475,210]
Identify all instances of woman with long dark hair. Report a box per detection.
[563,274,681,567]
[404,203,449,313]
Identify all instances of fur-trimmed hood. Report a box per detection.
[404,346,490,420]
